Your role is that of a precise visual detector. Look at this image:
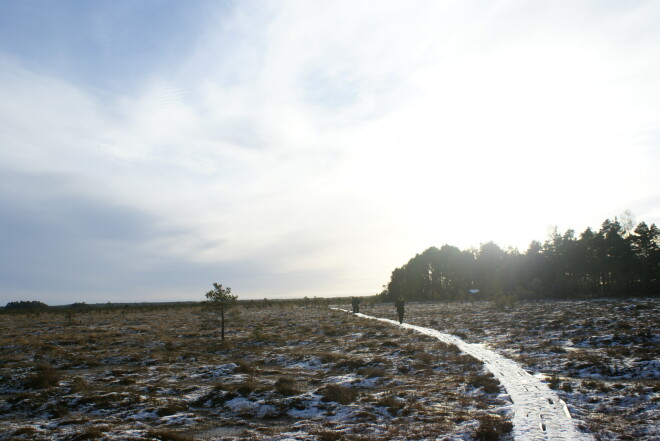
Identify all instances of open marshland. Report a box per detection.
[0,299,657,440]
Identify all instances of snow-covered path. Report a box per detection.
[344,310,595,441]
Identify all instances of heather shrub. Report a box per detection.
[24,364,59,389]
[274,377,300,396]
[145,430,194,441]
[318,384,358,405]
[468,373,501,394]
[474,414,513,441]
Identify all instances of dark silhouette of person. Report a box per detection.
[351,297,361,313]
[395,298,405,324]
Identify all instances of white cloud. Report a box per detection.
[1,0,659,302]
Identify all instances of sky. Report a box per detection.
[1,0,659,305]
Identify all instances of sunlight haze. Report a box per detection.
[1,0,659,304]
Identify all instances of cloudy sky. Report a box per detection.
[1,0,659,305]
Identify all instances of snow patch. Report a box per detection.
[343,309,596,441]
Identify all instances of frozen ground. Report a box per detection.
[0,305,513,440]
[0,298,657,440]
[361,298,659,440]
[347,309,594,440]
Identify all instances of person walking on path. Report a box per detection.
[351,297,361,313]
[394,297,405,324]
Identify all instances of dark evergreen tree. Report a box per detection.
[205,283,238,341]
[382,216,658,302]
[5,300,49,310]
[631,222,660,294]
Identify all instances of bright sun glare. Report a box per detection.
[0,0,658,302]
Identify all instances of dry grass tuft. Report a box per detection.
[24,364,59,389]
[67,426,107,441]
[375,395,405,415]
[274,377,300,396]
[231,358,254,374]
[12,427,37,436]
[359,367,386,379]
[313,430,345,441]
[335,357,369,371]
[145,430,194,441]
[474,414,513,440]
[319,384,359,405]
[468,374,501,394]
[319,352,343,364]
[156,401,188,417]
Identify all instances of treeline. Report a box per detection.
[382,218,659,302]
[2,297,342,314]
[1,301,201,314]
[244,296,342,308]
[4,300,49,310]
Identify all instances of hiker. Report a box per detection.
[351,297,361,313]
[395,297,405,324]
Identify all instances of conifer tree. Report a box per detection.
[205,283,237,341]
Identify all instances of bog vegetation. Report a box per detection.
[0,303,516,440]
[1,300,656,440]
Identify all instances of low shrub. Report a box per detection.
[274,377,300,396]
[145,430,194,441]
[319,352,342,364]
[583,380,610,393]
[318,384,358,405]
[67,426,105,441]
[236,378,259,397]
[359,367,386,378]
[69,376,91,394]
[474,414,513,441]
[250,328,274,343]
[191,385,238,407]
[44,402,70,418]
[376,395,405,415]
[322,326,345,337]
[415,352,437,365]
[13,427,37,436]
[24,364,59,389]
[381,340,399,348]
[335,357,369,370]
[313,430,344,441]
[156,401,188,417]
[233,359,254,374]
[547,377,561,390]
[468,374,501,394]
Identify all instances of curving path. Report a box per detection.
[341,309,594,441]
